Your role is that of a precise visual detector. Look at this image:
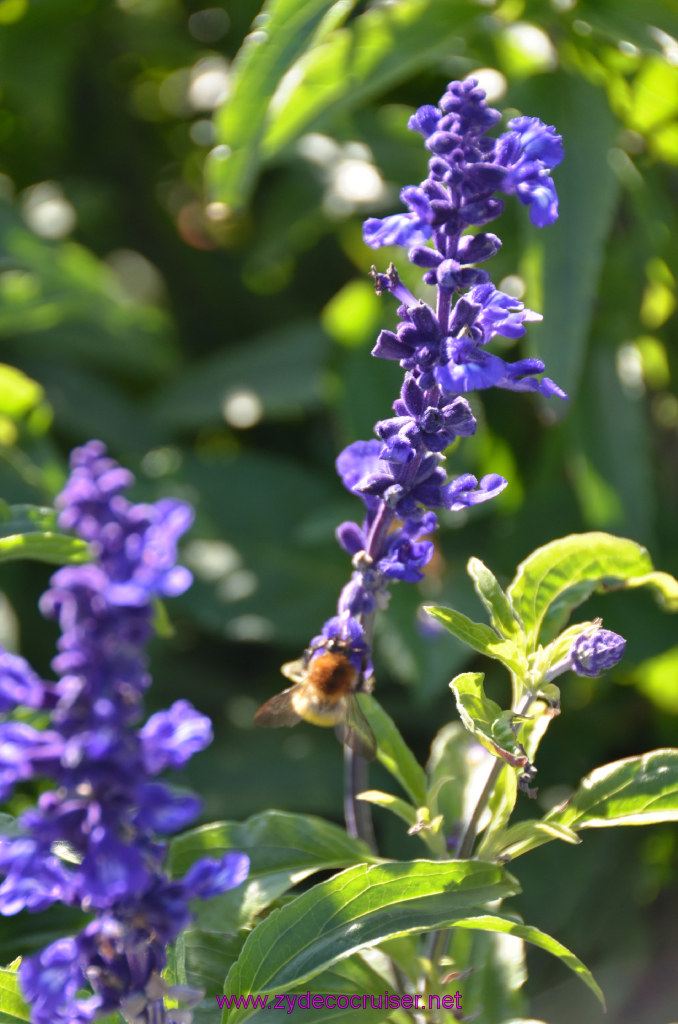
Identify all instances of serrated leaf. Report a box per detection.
[467,557,525,641]
[451,915,604,1007]
[168,810,378,933]
[507,532,678,646]
[424,605,527,676]
[223,859,520,1022]
[358,694,427,806]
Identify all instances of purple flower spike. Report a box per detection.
[0,442,248,1024]
[290,78,564,751]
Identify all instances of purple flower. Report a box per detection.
[293,78,564,751]
[182,851,249,900]
[19,937,95,1024]
[377,523,435,583]
[469,283,543,343]
[0,652,45,711]
[363,212,432,249]
[140,700,213,775]
[505,116,564,167]
[0,838,73,915]
[495,116,564,226]
[0,442,249,1024]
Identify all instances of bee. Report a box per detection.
[254,639,377,761]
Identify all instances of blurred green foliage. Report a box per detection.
[0,0,678,1019]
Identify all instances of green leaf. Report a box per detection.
[0,532,89,566]
[261,0,479,156]
[450,673,530,772]
[356,790,445,856]
[629,55,678,133]
[520,72,621,402]
[506,532,678,646]
[476,765,518,860]
[547,748,678,830]
[0,209,177,382]
[358,694,427,806]
[223,859,520,1021]
[168,810,378,933]
[210,0,483,208]
[218,949,402,1024]
[0,364,43,420]
[573,0,678,48]
[151,320,331,430]
[424,605,527,677]
[210,0,343,209]
[171,927,245,1024]
[0,505,89,565]
[426,722,494,838]
[467,557,525,641]
[499,748,678,859]
[355,789,417,829]
[0,965,29,1023]
[446,926,527,1023]
[451,915,605,1008]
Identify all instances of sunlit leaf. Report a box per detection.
[358,693,427,806]
[452,915,604,1007]
[223,860,519,1021]
[211,0,483,208]
[425,604,527,676]
[507,532,678,646]
[168,810,378,933]
[499,749,678,859]
[0,504,89,565]
[0,365,43,420]
[0,963,29,1023]
[450,673,530,773]
[467,557,525,641]
[210,0,345,209]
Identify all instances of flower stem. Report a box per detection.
[344,746,377,852]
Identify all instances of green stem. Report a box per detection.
[425,690,538,977]
[343,746,377,852]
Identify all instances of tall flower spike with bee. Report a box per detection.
[256,79,565,807]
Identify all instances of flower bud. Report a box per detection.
[569,629,626,677]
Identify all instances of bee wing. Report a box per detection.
[254,686,303,728]
[335,694,377,761]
